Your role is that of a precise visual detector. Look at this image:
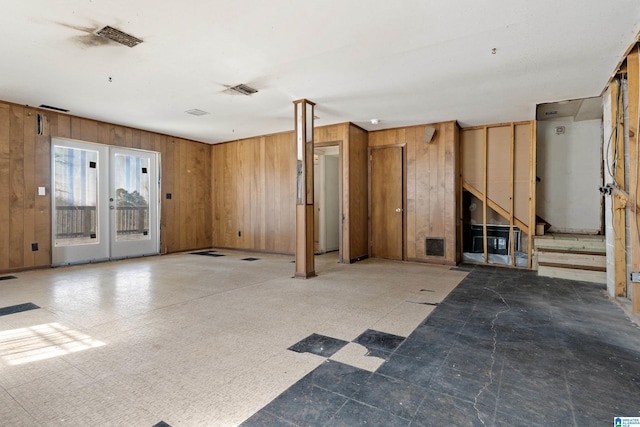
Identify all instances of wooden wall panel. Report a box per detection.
[514,123,532,227]
[9,105,25,269]
[461,128,484,189]
[0,99,212,273]
[487,127,511,213]
[348,124,369,261]
[0,104,10,270]
[368,121,459,265]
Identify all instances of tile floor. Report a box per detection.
[0,251,464,426]
[1,253,639,426]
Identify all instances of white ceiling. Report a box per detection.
[1,1,639,144]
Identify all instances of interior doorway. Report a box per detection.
[51,138,160,265]
[314,145,340,255]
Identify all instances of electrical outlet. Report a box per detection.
[631,272,640,282]
[238,231,242,237]
[31,242,38,251]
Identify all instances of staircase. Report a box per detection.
[533,234,606,284]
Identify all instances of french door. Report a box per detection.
[51,138,159,265]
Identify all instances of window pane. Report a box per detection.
[114,154,150,241]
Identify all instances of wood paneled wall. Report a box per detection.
[212,132,296,253]
[211,123,369,262]
[0,101,212,273]
[368,121,460,265]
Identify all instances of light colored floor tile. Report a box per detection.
[329,342,386,372]
[0,250,466,426]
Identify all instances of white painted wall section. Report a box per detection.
[537,118,603,234]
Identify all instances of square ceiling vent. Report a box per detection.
[185,109,210,116]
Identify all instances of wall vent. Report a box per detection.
[96,26,142,48]
[228,84,258,96]
[425,238,445,257]
[39,104,69,112]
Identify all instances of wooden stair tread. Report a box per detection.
[537,261,606,272]
[535,248,605,256]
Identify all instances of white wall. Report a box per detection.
[537,117,602,234]
[602,88,615,296]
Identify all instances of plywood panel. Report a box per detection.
[514,123,532,227]
[487,126,511,214]
[34,130,51,267]
[461,128,484,189]
[0,104,10,270]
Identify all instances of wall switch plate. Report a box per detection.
[38,186,46,196]
[631,272,640,282]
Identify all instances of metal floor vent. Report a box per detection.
[97,26,142,47]
[228,84,258,96]
[426,238,445,257]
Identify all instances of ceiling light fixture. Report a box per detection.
[39,104,69,112]
[370,119,380,125]
[96,26,143,48]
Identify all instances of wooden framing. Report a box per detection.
[611,80,627,297]
[460,121,536,269]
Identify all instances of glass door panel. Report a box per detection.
[51,139,109,265]
[110,147,159,259]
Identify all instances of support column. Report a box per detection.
[294,99,315,278]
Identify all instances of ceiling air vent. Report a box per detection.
[185,109,210,116]
[39,104,69,112]
[228,84,258,96]
[96,26,142,48]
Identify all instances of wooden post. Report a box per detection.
[628,46,640,311]
[294,99,316,278]
[611,80,627,297]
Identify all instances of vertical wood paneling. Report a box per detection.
[22,110,36,268]
[0,104,10,270]
[348,124,369,261]
[9,105,25,268]
[0,100,211,272]
[369,121,459,265]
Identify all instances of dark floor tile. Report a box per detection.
[412,391,489,427]
[261,375,347,427]
[239,410,297,427]
[152,422,171,427]
[308,360,371,398]
[427,366,498,409]
[353,373,426,419]
[419,314,466,333]
[324,399,410,427]
[495,382,574,426]
[0,275,17,281]
[394,326,454,360]
[376,353,440,388]
[241,257,260,261]
[0,302,40,317]
[190,250,216,255]
[353,329,406,353]
[288,333,348,358]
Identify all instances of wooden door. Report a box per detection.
[371,146,403,259]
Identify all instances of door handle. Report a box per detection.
[395,208,403,213]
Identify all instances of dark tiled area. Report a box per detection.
[152,422,172,427]
[242,257,261,261]
[242,266,640,426]
[190,250,218,256]
[0,302,39,317]
[288,333,349,358]
[0,275,17,281]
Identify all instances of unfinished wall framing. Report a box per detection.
[460,121,536,268]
